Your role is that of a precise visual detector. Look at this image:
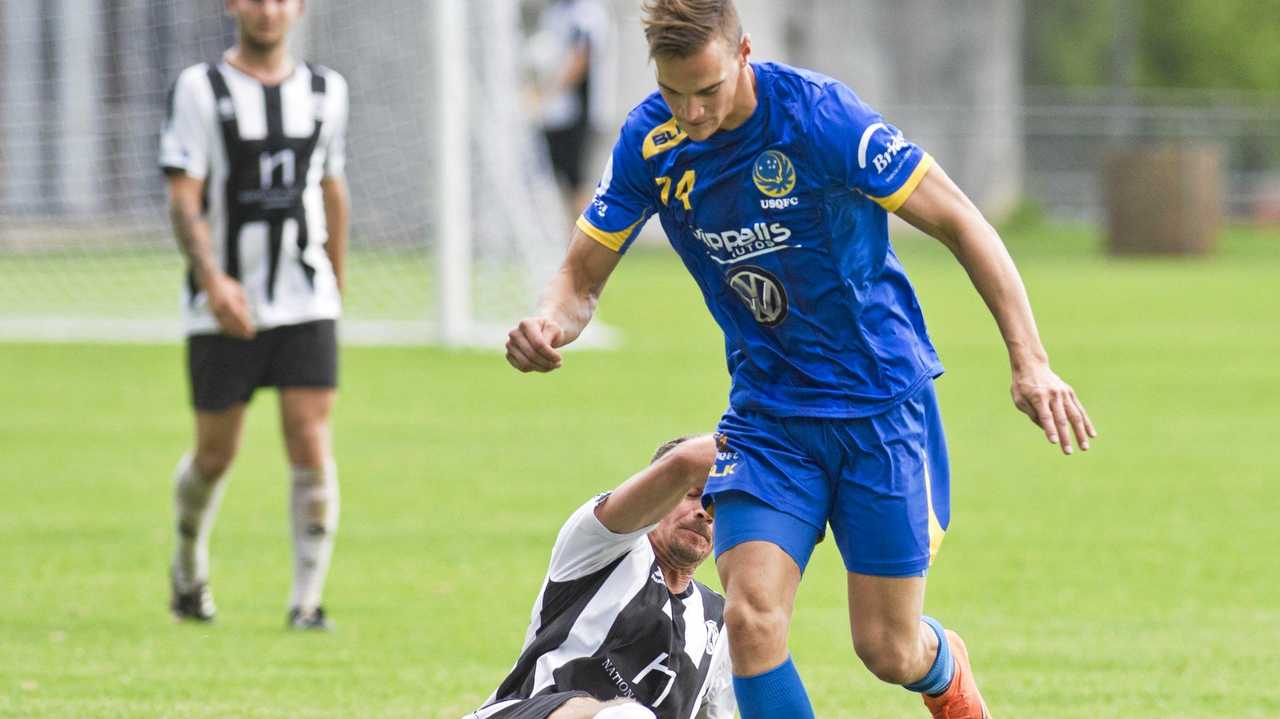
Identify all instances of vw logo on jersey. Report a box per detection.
[728,266,788,326]
[752,150,797,198]
[705,621,720,656]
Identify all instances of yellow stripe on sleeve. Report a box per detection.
[576,215,644,253]
[868,153,935,213]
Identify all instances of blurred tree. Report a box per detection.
[1025,0,1280,92]
[1138,1,1280,91]
[1024,0,1117,87]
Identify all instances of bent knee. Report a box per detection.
[854,635,924,685]
[193,448,235,481]
[725,598,791,654]
[283,425,331,467]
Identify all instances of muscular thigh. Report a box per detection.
[279,387,335,467]
[268,320,338,466]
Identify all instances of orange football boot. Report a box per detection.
[921,630,991,719]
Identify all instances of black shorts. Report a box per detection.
[544,122,590,189]
[473,691,593,719]
[186,319,338,412]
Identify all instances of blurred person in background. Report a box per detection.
[527,0,617,221]
[159,0,350,631]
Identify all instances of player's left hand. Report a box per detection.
[1010,363,1096,455]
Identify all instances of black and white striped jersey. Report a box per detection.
[160,60,348,335]
[470,495,735,719]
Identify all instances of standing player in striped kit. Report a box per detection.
[159,0,350,630]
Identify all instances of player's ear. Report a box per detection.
[738,33,752,66]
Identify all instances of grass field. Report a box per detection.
[2,225,1278,718]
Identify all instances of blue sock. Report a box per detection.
[902,616,955,696]
[733,655,816,719]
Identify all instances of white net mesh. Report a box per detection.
[0,0,568,344]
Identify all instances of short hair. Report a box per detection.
[650,435,696,464]
[641,0,743,60]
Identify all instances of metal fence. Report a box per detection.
[1021,86,1280,222]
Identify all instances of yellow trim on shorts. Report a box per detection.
[576,215,642,252]
[924,459,946,565]
[868,153,935,213]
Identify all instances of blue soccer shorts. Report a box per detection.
[707,378,951,577]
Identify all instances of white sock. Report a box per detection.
[172,453,227,591]
[289,460,339,613]
[595,705,656,719]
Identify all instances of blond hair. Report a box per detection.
[641,0,742,59]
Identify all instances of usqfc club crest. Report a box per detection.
[728,266,788,327]
[752,150,797,198]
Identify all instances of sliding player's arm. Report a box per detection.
[506,227,620,373]
[594,434,717,534]
[546,435,714,581]
[321,176,350,295]
[165,172,253,339]
[895,166,1096,454]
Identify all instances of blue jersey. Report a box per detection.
[578,62,943,417]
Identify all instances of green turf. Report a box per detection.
[0,246,438,322]
[1,225,1278,718]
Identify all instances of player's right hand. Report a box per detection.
[506,317,564,373]
[205,272,255,340]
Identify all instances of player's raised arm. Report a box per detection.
[594,434,717,534]
[505,224,621,373]
[894,164,1097,455]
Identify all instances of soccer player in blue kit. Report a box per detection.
[506,1,1097,717]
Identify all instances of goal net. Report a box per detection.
[0,0,575,346]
